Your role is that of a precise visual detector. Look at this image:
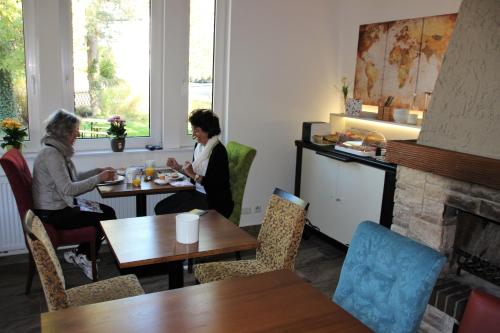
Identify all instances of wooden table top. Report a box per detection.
[100,210,258,268]
[97,176,194,198]
[41,270,371,333]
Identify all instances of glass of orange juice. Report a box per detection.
[132,174,142,187]
[145,160,155,178]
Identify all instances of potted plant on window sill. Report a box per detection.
[1,118,27,153]
[107,116,127,152]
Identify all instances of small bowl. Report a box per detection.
[393,108,409,124]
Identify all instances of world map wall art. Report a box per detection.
[353,13,457,110]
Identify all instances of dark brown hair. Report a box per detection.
[188,109,221,138]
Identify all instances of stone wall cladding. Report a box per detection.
[391,166,500,256]
[479,200,500,222]
[470,184,500,202]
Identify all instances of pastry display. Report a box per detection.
[312,132,340,145]
[362,131,387,149]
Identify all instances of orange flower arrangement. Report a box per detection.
[1,118,27,149]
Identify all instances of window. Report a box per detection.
[72,0,150,139]
[0,0,29,138]
[188,0,215,134]
[4,0,227,153]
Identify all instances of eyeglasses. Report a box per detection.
[145,145,163,151]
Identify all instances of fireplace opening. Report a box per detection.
[448,206,500,286]
[429,205,500,321]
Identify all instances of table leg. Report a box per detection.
[136,194,147,216]
[167,260,184,289]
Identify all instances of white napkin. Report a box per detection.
[170,180,193,187]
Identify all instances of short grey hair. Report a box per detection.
[43,109,80,141]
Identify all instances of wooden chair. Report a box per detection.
[458,289,500,333]
[333,221,446,333]
[0,148,98,293]
[23,210,144,312]
[194,188,308,284]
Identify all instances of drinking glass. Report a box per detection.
[132,174,142,187]
[145,160,155,178]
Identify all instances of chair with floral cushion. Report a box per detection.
[194,188,307,284]
[22,210,144,312]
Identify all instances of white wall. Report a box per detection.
[227,0,461,226]
[226,0,339,225]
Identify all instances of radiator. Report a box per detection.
[0,182,25,252]
[0,178,171,253]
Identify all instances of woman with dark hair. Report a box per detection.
[32,109,117,279]
[154,109,234,218]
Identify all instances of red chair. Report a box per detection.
[458,289,500,333]
[0,148,97,293]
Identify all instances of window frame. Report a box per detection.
[13,0,228,154]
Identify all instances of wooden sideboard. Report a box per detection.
[295,140,396,247]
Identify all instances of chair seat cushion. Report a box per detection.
[67,274,144,307]
[43,223,96,247]
[194,259,270,284]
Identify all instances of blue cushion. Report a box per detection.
[333,221,446,333]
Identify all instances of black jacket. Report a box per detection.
[195,142,234,218]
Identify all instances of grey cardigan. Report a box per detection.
[32,145,101,210]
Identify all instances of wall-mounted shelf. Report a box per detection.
[330,113,421,129]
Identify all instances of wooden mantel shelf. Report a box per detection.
[386,140,500,190]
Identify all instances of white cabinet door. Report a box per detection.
[300,148,385,245]
[300,149,339,237]
[333,161,385,245]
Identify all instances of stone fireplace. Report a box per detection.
[384,0,500,330]
[390,165,500,322]
[392,166,500,260]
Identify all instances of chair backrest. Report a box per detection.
[256,188,307,270]
[458,289,500,333]
[23,210,69,312]
[0,148,34,220]
[333,221,446,333]
[226,141,256,226]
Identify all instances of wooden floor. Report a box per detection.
[0,227,346,333]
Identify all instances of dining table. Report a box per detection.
[96,173,195,216]
[100,210,258,289]
[41,269,372,333]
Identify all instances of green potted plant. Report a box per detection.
[107,115,127,152]
[341,77,349,105]
[1,118,28,152]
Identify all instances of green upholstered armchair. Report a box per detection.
[226,141,257,226]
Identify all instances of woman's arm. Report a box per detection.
[77,167,115,180]
[77,168,101,180]
[44,149,100,196]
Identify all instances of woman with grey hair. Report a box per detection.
[32,109,117,280]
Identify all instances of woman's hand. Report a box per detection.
[98,169,116,182]
[166,158,181,171]
[182,161,195,178]
[97,167,115,173]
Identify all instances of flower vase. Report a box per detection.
[110,138,125,152]
[345,98,362,117]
